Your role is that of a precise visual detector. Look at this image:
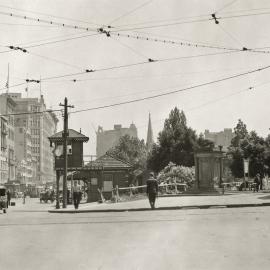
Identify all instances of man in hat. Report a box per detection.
[146,172,159,209]
[254,173,260,192]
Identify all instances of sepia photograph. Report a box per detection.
[0,0,270,269]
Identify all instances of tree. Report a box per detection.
[231,119,248,147]
[147,107,214,172]
[229,119,266,178]
[107,134,148,180]
[196,133,215,152]
[157,162,195,187]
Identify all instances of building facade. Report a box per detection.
[14,126,33,184]
[0,116,8,184]
[204,128,234,151]
[96,123,138,158]
[11,93,58,185]
[0,94,16,183]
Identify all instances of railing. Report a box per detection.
[98,183,188,203]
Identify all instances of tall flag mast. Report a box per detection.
[6,63,9,93]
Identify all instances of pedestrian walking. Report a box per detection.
[253,173,260,192]
[6,189,11,208]
[23,190,27,204]
[146,172,159,210]
[73,181,81,210]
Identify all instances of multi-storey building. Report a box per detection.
[11,93,58,185]
[0,116,8,184]
[96,123,138,158]
[0,94,16,183]
[14,126,32,184]
[204,128,234,151]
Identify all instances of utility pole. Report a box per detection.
[59,97,74,208]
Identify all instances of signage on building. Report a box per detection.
[243,159,249,174]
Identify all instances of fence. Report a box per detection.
[98,183,188,203]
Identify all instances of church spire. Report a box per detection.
[146,113,154,152]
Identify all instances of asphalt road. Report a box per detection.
[1,198,270,270]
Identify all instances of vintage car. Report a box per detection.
[0,186,7,213]
[40,190,55,203]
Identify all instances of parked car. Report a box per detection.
[0,186,7,213]
[40,190,55,203]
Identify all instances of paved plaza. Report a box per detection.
[1,194,270,270]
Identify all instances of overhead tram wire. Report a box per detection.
[109,0,154,25]
[40,50,244,82]
[0,22,59,28]
[1,39,268,86]
[0,108,63,117]
[0,65,270,116]
[0,82,27,92]
[215,0,239,14]
[110,11,270,31]
[115,6,270,29]
[24,33,100,49]
[113,14,211,29]
[69,64,270,115]
[2,10,270,53]
[2,64,270,118]
[217,24,243,47]
[105,31,270,54]
[0,4,101,27]
[28,51,84,71]
[3,51,237,90]
[0,11,98,32]
[42,65,263,84]
[0,32,100,54]
[4,9,270,34]
[110,36,150,60]
[17,30,89,47]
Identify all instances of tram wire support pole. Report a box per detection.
[59,97,74,208]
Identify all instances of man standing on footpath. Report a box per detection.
[6,189,11,208]
[253,173,260,192]
[146,172,159,210]
[73,181,82,210]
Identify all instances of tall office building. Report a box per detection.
[0,115,8,184]
[204,128,234,151]
[0,94,16,183]
[96,123,138,158]
[11,93,58,184]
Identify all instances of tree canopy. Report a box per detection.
[106,134,148,175]
[228,119,268,177]
[147,107,214,172]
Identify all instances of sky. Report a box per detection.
[1,0,270,155]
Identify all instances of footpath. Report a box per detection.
[49,191,270,213]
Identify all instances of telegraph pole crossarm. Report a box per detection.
[59,97,74,208]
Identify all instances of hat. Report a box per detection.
[149,172,154,177]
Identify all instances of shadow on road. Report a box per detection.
[258,195,270,200]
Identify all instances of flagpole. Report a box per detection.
[6,63,9,94]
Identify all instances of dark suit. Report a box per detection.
[146,177,159,209]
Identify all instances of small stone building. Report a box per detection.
[72,154,132,202]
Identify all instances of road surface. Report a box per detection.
[1,198,270,270]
